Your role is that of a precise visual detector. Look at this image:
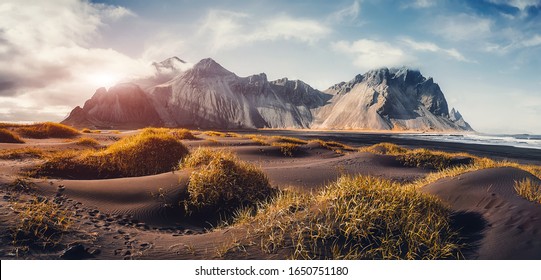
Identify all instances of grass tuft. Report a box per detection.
[181,148,234,168]
[249,175,460,259]
[184,148,273,215]
[271,136,308,145]
[0,147,47,160]
[310,139,357,152]
[515,178,541,204]
[0,128,25,143]
[11,197,73,249]
[271,142,300,156]
[74,137,100,147]
[172,128,198,140]
[204,131,227,137]
[361,142,409,155]
[33,130,189,179]
[17,122,80,139]
[363,143,471,170]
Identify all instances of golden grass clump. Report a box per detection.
[11,197,73,249]
[246,134,270,146]
[271,136,308,145]
[225,132,241,137]
[81,128,101,133]
[515,178,541,204]
[74,137,100,147]
[361,142,409,155]
[0,128,25,143]
[172,128,198,140]
[204,131,227,137]
[33,130,189,179]
[181,148,234,168]
[17,122,80,139]
[271,142,300,156]
[310,139,357,152]
[249,175,460,259]
[0,147,47,160]
[362,143,471,170]
[184,148,272,214]
[397,149,455,170]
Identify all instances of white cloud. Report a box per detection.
[328,1,361,23]
[332,39,413,70]
[141,35,187,62]
[522,34,541,47]
[433,14,492,42]
[0,0,149,121]
[400,37,470,62]
[92,3,136,21]
[408,0,437,8]
[489,0,540,11]
[199,10,331,52]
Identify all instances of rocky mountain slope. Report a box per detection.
[62,57,473,131]
[313,67,472,131]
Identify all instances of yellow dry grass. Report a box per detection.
[33,129,189,178]
[74,137,100,147]
[11,197,73,249]
[204,131,227,137]
[17,122,80,139]
[172,128,198,140]
[309,139,357,152]
[0,147,49,160]
[362,143,472,170]
[183,147,273,215]
[270,142,300,156]
[0,128,24,143]
[246,175,459,259]
[514,178,541,204]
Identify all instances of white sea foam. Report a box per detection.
[392,133,541,150]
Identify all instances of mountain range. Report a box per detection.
[62,57,473,131]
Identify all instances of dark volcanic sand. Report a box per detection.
[1,130,541,260]
[250,130,541,165]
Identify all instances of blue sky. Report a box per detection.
[0,0,540,133]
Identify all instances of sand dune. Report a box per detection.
[422,167,541,259]
[1,129,541,260]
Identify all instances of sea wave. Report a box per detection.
[391,133,541,150]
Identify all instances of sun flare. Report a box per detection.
[88,73,120,87]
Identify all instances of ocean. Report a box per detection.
[391,133,541,150]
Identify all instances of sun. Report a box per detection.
[87,73,120,87]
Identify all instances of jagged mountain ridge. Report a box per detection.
[313,67,471,131]
[62,57,473,131]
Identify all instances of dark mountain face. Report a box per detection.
[62,83,162,129]
[63,58,473,131]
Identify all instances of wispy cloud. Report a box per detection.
[198,10,331,52]
[332,39,413,70]
[522,34,541,47]
[400,37,471,62]
[488,0,540,11]
[406,0,438,9]
[327,1,361,23]
[433,14,493,42]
